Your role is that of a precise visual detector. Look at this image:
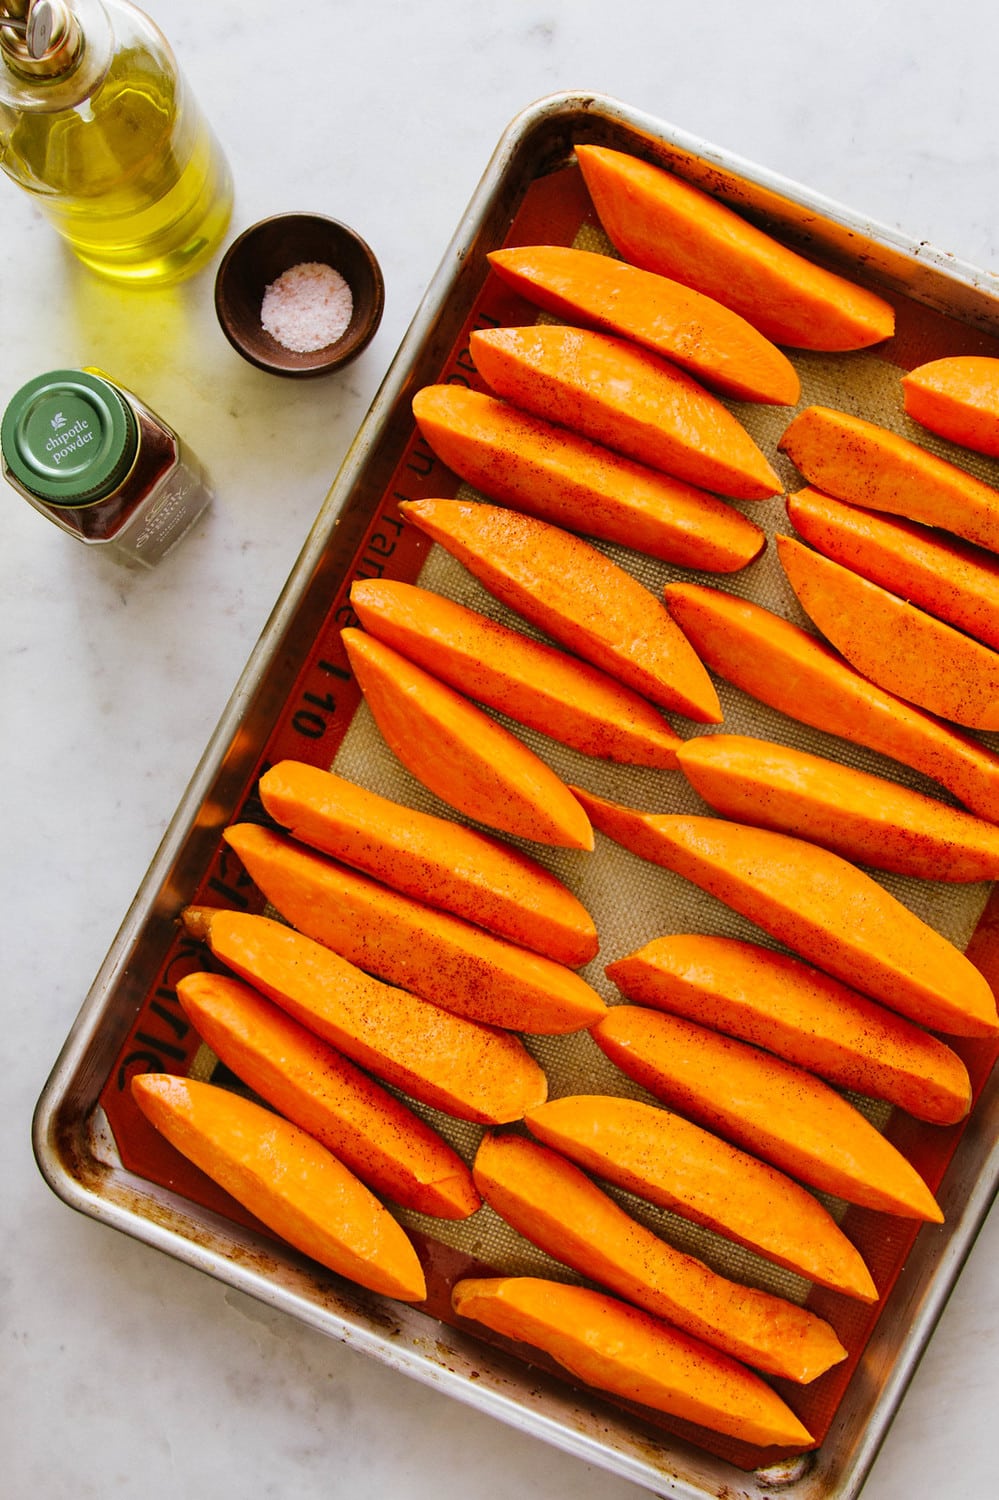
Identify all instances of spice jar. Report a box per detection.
[1,367,212,566]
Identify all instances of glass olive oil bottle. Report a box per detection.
[0,0,232,284]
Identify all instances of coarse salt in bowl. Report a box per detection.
[261,262,354,353]
[214,213,385,377]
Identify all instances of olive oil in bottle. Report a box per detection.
[0,0,232,285]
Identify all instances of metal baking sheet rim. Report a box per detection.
[30,90,999,1500]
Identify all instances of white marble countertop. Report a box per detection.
[3,2,997,1496]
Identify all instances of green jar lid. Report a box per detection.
[1,369,138,506]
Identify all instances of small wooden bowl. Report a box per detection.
[214,213,385,377]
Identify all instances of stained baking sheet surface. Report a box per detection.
[32,92,999,1500]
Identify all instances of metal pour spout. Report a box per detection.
[1,0,83,77]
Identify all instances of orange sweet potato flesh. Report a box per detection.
[411,384,766,571]
[787,486,999,652]
[472,1132,846,1384]
[777,532,999,730]
[572,786,999,1039]
[175,970,480,1219]
[451,1276,814,1450]
[258,759,598,967]
[131,1073,427,1302]
[676,731,999,884]
[779,405,999,552]
[470,325,781,501]
[223,823,605,1037]
[607,934,971,1126]
[903,355,999,458]
[486,245,800,405]
[575,144,895,352]
[592,1006,942,1221]
[399,498,722,722]
[524,1094,876,1301]
[340,627,593,849]
[350,579,682,770]
[180,908,548,1124]
[664,581,999,823]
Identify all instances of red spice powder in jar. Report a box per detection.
[261,261,354,352]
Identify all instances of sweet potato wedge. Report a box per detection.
[664,581,999,823]
[676,731,999,883]
[777,533,999,730]
[592,1006,942,1221]
[175,971,481,1219]
[606,933,971,1126]
[179,908,548,1125]
[258,759,598,967]
[902,355,999,457]
[399,499,722,722]
[469,325,781,501]
[349,579,683,770]
[486,244,800,405]
[779,405,999,552]
[472,1132,847,1383]
[787,486,999,652]
[223,823,605,1037]
[340,627,593,849]
[575,144,894,351]
[572,787,999,1038]
[524,1094,876,1301]
[450,1276,814,1449]
[411,384,766,571]
[131,1073,427,1302]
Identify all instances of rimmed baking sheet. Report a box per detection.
[33,91,999,1500]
